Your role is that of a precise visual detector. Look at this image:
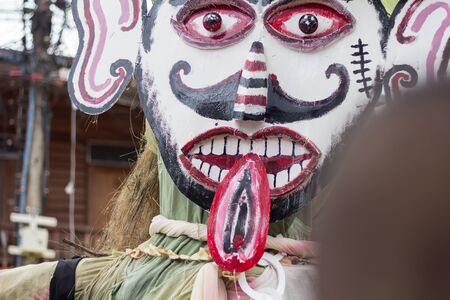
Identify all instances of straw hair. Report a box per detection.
[97,124,160,252]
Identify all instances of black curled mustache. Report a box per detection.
[169,60,350,123]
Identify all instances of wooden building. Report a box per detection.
[0,49,143,267]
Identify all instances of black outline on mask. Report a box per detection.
[169,61,350,123]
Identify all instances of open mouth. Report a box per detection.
[180,126,321,197]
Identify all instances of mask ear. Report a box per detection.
[68,0,143,115]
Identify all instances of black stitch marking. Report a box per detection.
[351,39,373,98]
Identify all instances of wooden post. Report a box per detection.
[26,0,52,212]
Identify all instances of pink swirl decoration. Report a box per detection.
[78,0,140,105]
[397,1,450,81]
[119,0,140,31]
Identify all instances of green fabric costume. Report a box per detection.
[75,155,310,299]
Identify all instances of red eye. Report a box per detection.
[264,2,355,52]
[172,0,256,49]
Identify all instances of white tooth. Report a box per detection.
[198,142,208,155]
[220,169,229,181]
[201,162,210,175]
[226,137,238,155]
[281,139,293,156]
[301,158,311,169]
[209,165,221,181]
[192,158,202,170]
[294,143,307,156]
[206,139,214,154]
[212,136,225,155]
[240,139,251,154]
[266,137,280,157]
[268,174,275,189]
[190,145,201,155]
[290,164,302,178]
[277,170,289,187]
[252,139,266,156]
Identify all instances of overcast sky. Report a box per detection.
[0,0,77,57]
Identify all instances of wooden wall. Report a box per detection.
[45,97,143,229]
[0,91,143,263]
[0,158,17,229]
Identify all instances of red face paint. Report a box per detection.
[207,153,271,273]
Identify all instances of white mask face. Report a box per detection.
[137,0,384,220]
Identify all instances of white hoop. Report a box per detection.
[238,252,286,300]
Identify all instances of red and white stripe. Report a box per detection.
[233,41,268,121]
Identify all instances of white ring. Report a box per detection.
[238,252,286,299]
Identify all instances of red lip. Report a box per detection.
[180,126,321,197]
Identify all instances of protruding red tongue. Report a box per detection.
[207,153,271,273]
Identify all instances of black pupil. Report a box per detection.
[298,14,318,34]
[203,12,222,33]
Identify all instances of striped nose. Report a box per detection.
[232,42,268,121]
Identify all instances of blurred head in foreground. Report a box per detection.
[319,83,450,300]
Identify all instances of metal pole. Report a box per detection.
[16,74,36,267]
[69,106,77,245]
[18,86,35,214]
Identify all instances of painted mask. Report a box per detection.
[69,0,388,272]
